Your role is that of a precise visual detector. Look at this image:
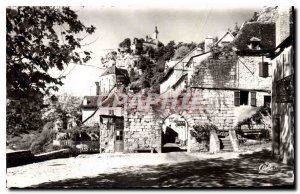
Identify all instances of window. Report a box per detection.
[116,130,123,141]
[240,91,249,105]
[250,92,257,107]
[234,91,249,106]
[264,96,271,108]
[259,62,269,78]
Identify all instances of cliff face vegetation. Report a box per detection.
[249,6,277,23]
[190,45,237,88]
[103,38,199,93]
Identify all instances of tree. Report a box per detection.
[119,38,131,49]
[198,41,205,50]
[162,40,176,61]
[249,12,259,22]
[6,6,95,134]
[173,45,190,59]
[42,93,82,129]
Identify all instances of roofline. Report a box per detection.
[216,31,235,45]
[100,65,116,77]
[160,51,211,84]
[172,73,188,90]
[172,46,200,69]
[268,35,293,60]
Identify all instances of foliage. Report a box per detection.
[228,22,240,37]
[101,51,117,66]
[173,45,190,59]
[190,124,218,143]
[249,12,259,22]
[7,132,39,150]
[190,124,218,152]
[236,106,271,128]
[7,96,45,135]
[119,38,131,49]
[7,6,95,134]
[250,7,277,23]
[116,37,199,93]
[65,125,99,141]
[42,93,82,129]
[198,41,205,50]
[162,40,176,60]
[30,122,56,154]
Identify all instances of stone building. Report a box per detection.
[97,65,130,95]
[231,21,275,116]
[268,7,294,165]
[82,24,275,154]
[81,66,129,127]
[131,26,160,53]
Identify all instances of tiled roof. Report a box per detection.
[100,65,129,77]
[231,22,275,52]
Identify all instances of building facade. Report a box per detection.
[269,7,294,165]
[82,22,276,154]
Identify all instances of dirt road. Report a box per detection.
[7,149,294,188]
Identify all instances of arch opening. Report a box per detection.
[161,114,188,152]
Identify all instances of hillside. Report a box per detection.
[101,38,199,93]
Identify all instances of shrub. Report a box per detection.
[190,124,218,151]
[30,122,56,154]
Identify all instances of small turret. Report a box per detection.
[153,26,159,41]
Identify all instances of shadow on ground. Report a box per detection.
[27,149,294,189]
[162,143,187,153]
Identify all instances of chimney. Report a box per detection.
[204,36,214,52]
[95,82,99,95]
[276,7,293,47]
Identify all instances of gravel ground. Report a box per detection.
[7,145,294,188]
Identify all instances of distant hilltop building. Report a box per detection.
[101,26,161,72]
[131,26,160,53]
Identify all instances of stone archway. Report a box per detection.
[155,109,195,152]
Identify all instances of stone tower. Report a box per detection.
[153,26,159,44]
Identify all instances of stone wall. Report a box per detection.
[124,109,162,153]
[188,89,236,131]
[121,87,237,153]
[237,56,272,91]
[271,44,294,164]
[191,57,237,88]
[276,7,293,47]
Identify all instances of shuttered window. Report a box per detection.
[251,92,257,106]
[234,91,240,106]
[259,62,269,78]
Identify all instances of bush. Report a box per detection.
[30,122,56,154]
[190,124,218,151]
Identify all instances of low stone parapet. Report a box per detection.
[35,149,72,162]
[6,150,35,168]
[229,130,239,152]
[210,131,220,153]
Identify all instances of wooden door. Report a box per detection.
[114,117,124,152]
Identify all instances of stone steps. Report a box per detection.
[219,137,233,152]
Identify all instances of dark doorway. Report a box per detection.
[273,117,280,156]
[163,126,178,144]
[240,91,249,105]
[264,96,271,108]
[161,114,188,153]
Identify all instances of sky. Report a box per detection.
[50,5,262,97]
